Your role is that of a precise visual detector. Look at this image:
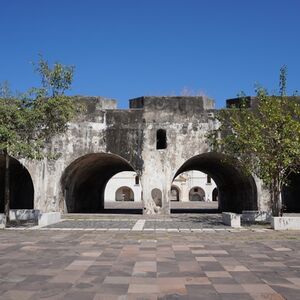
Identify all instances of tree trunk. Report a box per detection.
[4,150,10,226]
[270,179,282,217]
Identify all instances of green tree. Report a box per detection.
[0,81,13,99]
[208,66,300,216]
[32,55,75,97]
[0,57,77,226]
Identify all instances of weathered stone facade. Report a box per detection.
[1,95,298,214]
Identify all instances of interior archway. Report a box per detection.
[115,186,134,201]
[61,153,141,213]
[212,188,218,202]
[189,187,205,201]
[0,155,34,212]
[173,153,257,213]
[171,185,180,201]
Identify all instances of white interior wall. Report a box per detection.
[104,170,216,202]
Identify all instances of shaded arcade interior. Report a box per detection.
[282,172,300,213]
[0,155,34,212]
[171,153,258,213]
[61,153,143,214]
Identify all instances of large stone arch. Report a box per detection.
[0,155,34,212]
[61,153,138,213]
[173,152,257,213]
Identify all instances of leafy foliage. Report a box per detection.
[0,57,77,159]
[0,81,13,99]
[0,56,78,224]
[208,66,300,216]
[32,55,75,98]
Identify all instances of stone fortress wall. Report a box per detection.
[1,96,299,214]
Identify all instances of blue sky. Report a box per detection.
[0,0,299,108]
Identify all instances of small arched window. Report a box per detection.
[157,129,167,149]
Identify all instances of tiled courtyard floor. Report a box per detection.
[46,214,226,230]
[0,228,300,299]
[44,214,270,231]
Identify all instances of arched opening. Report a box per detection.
[151,188,162,207]
[172,153,257,213]
[0,155,34,212]
[212,188,218,202]
[61,153,142,214]
[189,187,205,201]
[171,170,217,211]
[115,186,134,201]
[170,185,180,201]
[104,171,142,209]
[282,172,300,213]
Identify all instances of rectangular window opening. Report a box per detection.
[156,129,167,149]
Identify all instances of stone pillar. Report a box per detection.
[254,176,271,212]
[24,159,65,213]
[140,167,172,215]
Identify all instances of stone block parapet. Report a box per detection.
[222,212,241,228]
[271,217,300,230]
[9,209,40,221]
[0,214,4,229]
[242,210,271,222]
[38,212,61,227]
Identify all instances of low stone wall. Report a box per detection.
[0,214,4,229]
[1,210,40,228]
[0,211,60,228]
[9,209,40,221]
[242,210,271,222]
[222,212,241,228]
[38,212,61,227]
[271,217,300,230]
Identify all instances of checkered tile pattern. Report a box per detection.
[0,230,299,299]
